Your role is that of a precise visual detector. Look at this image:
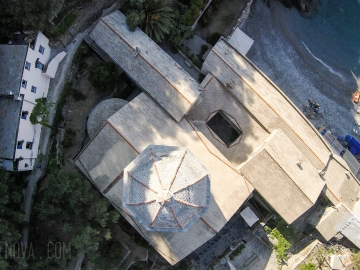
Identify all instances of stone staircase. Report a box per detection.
[84,35,107,60]
[290,231,319,254]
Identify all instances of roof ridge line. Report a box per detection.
[263,149,314,205]
[99,18,193,105]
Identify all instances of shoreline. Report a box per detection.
[241,0,357,136]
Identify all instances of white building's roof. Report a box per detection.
[228,28,254,55]
[240,207,259,226]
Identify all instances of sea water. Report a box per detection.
[288,0,360,79]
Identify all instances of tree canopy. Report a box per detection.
[0,169,27,268]
[88,62,119,93]
[0,0,54,41]
[29,98,53,127]
[29,170,121,269]
[126,0,175,43]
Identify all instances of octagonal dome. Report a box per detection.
[123,145,211,232]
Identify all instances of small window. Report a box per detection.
[26,142,33,150]
[207,111,243,147]
[21,79,27,88]
[35,59,44,70]
[25,61,31,71]
[21,111,28,119]
[25,163,29,168]
[39,45,45,54]
[17,141,24,149]
[31,86,37,93]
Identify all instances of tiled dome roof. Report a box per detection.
[123,145,210,232]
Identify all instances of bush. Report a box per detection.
[53,4,75,25]
[52,81,72,133]
[199,6,213,27]
[65,128,76,136]
[52,12,77,37]
[266,227,292,265]
[299,263,316,270]
[72,89,87,101]
[73,42,91,65]
[192,57,202,69]
[229,244,245,260]
[88,62,119,93]
[207,32,222,45]
[171,45,178,54]
[199,44,209,58]
[61,137,74,149]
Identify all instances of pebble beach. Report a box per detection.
[242,0,360,137]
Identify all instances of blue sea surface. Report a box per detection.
[286,0,360,78]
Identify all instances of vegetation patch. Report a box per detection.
[265,226,292,267]
[125,0,175,42]
[299,262,316,270]
[72,89,87,101]
[52,81,72,134]
[229,243,245,260]
[52,11,77,37]
[88,62,119,93]
[266,215,297,244]
[207,32,222,46]
[0,169,27,268]
[46,141,58,175]
[53,4,76,25]
[352,250,360,269]
[28,171,121,269]
[30,98,53,128]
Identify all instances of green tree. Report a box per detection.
[29,170,121,268]
[125,0,175,43]
[0,169,27,268]
[126,10,145,31]
[91,240,124,269]
[88,62,119,93]
[299,262,316,270]
[29,98,53,128]
[353,250,360,270]
[142,1,175,43]
[168,1,193,45]
[0,0,54,40]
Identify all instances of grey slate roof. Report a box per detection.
[87,98,128,138]
[75,92,253,264]
[89,11,200,122]
[0,45,27,96]
[202,38,331,169]
[0,97,22,159]
[239,129,325,224]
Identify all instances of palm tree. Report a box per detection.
[141,0,174,42]
[126,0,175,43]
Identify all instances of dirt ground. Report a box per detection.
[61,56,104,171]
[195,0,250,39]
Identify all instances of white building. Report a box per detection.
[0,32,66,171]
